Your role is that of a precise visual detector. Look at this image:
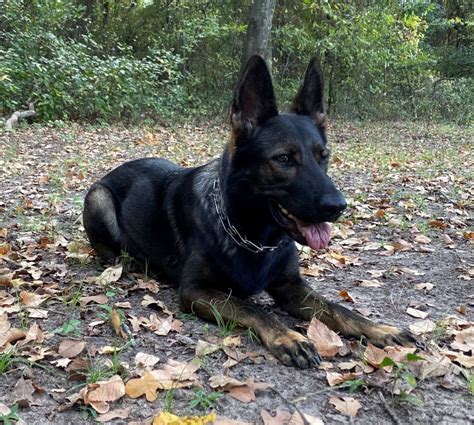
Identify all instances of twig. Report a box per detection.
[378,391,401,425]
[270,387,310,425]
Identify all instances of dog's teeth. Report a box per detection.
[279,205,289,215]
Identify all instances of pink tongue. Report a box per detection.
[295,221,332,250]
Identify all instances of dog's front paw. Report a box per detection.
[366,324,423,349]
[268,330,321,368]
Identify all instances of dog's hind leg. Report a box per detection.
[83,183,122,260]
[269,278,417,348]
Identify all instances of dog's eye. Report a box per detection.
[321,149,330,159]
[274,154,290,164]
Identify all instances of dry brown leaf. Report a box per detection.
[209,375,272,403]
[195,340,220,357]
[27,308,48,319]
[214,419,253,425]
[329,396,361,417]
[81,375,125,414]
[97,407,131,423]
[307,318,343,357]
[0,273,13,288]
[58,339,85,358]
[411,353,452,379]
[110,309,122,336]
[141,295,173,315]
[414,282,434,291]
[19,291,49,307]
[409,319,436,335]
[125,370,160,401]
[135,352,160,368]
[450,327,474,353]
[364,343,387,367]
[260,409,292,425]
[13,377,35,407]
[96,265,123,286]
[358,279,382,288]
[79,294,108,306]
[414,234,431,244]
[326,371,359,387]
[406,307,429,319]
[223,335,241,347]
[338,289,355,303]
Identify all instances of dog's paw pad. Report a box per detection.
[269,330,321,369]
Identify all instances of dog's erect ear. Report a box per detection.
[290,57,327,128]
[230,55,278,137]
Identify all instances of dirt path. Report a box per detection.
[0,121,472,424]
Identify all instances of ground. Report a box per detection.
[0,120,472,425]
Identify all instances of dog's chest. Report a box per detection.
[221,252,280,296]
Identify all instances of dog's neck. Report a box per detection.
[211,178,282,253]
[217,154,285,253]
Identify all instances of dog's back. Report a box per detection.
[84,158,183,273]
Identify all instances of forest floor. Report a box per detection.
[0,120,473,425]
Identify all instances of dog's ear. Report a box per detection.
[230,55,278,138]
[290,57,327,129]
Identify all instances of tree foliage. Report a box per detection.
[0,0,472,124]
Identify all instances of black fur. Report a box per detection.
[84,56,414,368]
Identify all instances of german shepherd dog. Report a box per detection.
[83,56,414,368]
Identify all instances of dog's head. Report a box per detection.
[227,56,346,250]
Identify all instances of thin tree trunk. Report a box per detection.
[241,0,276,73]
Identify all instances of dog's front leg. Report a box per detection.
[269,277,416,347]
[180,284,321,368]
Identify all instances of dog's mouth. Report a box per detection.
[270,203,332,250]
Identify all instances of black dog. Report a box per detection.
[83,56,413,368]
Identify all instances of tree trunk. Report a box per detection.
[241,0,276,73]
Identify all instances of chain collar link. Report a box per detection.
[210,179,280,254]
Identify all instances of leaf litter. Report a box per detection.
[0,122,473,422]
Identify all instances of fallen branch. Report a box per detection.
[4,102,37,130]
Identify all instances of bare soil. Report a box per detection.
[0,121,472,424]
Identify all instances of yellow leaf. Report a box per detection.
[153,411,216,425]
[125,370,160,402]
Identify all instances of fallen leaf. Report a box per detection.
[450,327,474,352]
[339,290,355,303]
[223,335,241,347]
[125,370,160,401]
[307,319,343,357]
[409,319,436,335]
[79,294,108,306]
[357,279,382,288]
[406,307,429,319]
[13,377,35,407]
[81,375,125,414]
[110,309,122,335]
[364,343,387,367]
[19,291,49,307]
[196,340,221,357]
[58,339,86,358]
[326,371,359,387]
[329,396,361,417]
[96,265,123,286]
[414,235,431,244]
[135,352,160,368]
[153,411,216,425]
[260,409,292,425]
[97,407,131,422]
[209,375,271,403]
[414,282,434,291]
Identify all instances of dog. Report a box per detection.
[83,56,414,368]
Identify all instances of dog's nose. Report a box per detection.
[319,194,347,221]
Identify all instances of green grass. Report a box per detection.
[0,350,16,374]
[189,388,224,411]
